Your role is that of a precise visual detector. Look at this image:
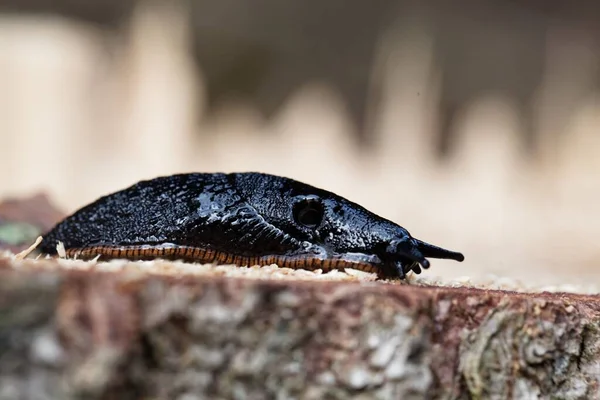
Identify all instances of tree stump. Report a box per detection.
[0,254,598,400]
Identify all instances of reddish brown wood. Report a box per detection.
[0,257,598,399]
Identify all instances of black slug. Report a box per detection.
[38,173,464,279]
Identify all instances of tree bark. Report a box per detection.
[0,256,599,400]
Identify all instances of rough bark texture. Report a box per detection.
[1,257,599,400]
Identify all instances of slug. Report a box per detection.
[38,173,464,279]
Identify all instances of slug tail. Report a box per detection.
[415,239,465,262]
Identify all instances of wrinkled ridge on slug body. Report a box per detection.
[38,172,464,279]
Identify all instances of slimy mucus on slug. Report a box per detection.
[38,172,464,279]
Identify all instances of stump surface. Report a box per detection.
[1,255,599,400]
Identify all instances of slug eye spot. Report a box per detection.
[293,196,324,229]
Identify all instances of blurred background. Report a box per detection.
[1,0,599,286]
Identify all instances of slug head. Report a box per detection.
[235,173,464,279]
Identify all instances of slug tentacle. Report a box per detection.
[386,238,430,269]
[414,238,465,262]
[38,172,465,280]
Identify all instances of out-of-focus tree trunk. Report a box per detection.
[1,256,599,399]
